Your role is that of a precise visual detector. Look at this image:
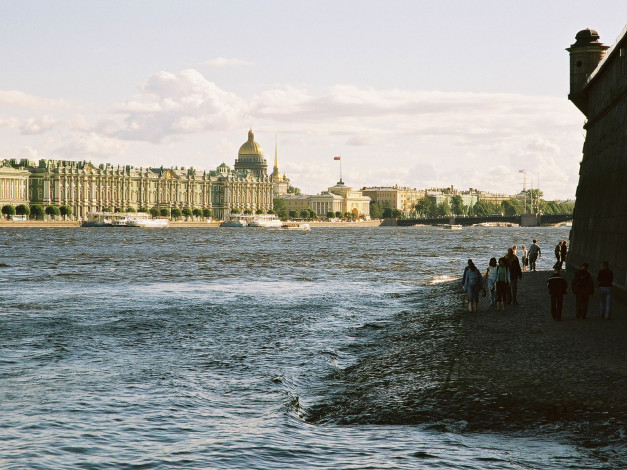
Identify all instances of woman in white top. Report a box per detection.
[521,245,529,272]
[484,257,498,305]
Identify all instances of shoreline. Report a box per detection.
[308,269,626,458]
[0,219,384,228]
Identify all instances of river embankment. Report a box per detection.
[0,219,383,228]
[308,269,626,457]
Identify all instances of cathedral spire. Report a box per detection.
[274,135,279,172]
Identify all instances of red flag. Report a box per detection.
[334,156,341,160]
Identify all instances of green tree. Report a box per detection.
[59,205,72,220]
[450,195,467,215]
[243,209,253,215]
[273,197,288,220]
[289,210,298,219]
[308,209,317,219]
[160,208,170,218]
[335,211,343,219]
[382,207,402,218]
[171,208,182,219]
[30,204,44,220]
[267,209,275,215]
[255,209,264,215]
[102,207,113,213]
[138,207,148,213]
[2,205,16,219]
[299,209,310,219]
[287,186,301,195]
[45,205,60,220]
[150,207,160,217]
[202,208,212,219]
[326,211,335,219]
[435,202,451,217]
[473,201,501,217]
[126,207,137,213]
[501,199,523,216]
[415,197,436,217]
[370,201,393,219]
[15,204,30,217]
[182,208,192,219]
[192,208,202,219]
[231,208,241,214]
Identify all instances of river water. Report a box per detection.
[2,224,616,469]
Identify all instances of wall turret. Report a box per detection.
[566,29,609,115]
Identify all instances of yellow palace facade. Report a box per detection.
[0,129,281,220]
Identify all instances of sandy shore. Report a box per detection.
[308,269,626,458]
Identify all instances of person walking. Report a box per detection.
[521,245,528,272]
[572,263,594,319]
[495,257,511,312]
[463,260,483,313]
[597,261,614,319]
[560,241,568,269]
[555,241,563,269]
[484,257,498,305]
[528,239,541,271]
[547,267,568,321]
[504,247,522,304]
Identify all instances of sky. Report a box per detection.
[1,1,626,200]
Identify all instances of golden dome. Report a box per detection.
[238,129,264,157]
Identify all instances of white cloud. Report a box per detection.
[113,69,248,142]
[0,90,62,108]
[0,116,19,128]
[20,115,58,135]
[0,70,584,199]
[202,57,253,68]
[54,132,128,160]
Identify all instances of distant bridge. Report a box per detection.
[395,213,573,227]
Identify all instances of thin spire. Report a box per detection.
[274,135,279,171]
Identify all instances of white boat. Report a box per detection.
[126,217,169,228]
[220,214,251,227]
[112,212,169,227]
[281,222,311,231]
[442,224,463,230]
[82,212,114,227]
[248,214,283,228]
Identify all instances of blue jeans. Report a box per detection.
[599,286,612,319]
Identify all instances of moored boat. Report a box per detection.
[248,214,283,228]
[219,215,251,227]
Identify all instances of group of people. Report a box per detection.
[461,237,615,321]
[554,240,568,269]
[461,243,531,312]
[546,260,614,321]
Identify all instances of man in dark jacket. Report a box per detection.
[555,241,563,268]
[597,261,614,319]
[547,267,568,320]
[504,248,522,304]
[572,263,594,319]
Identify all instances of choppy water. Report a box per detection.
[2,224,617,469]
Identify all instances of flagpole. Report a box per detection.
[334,155,342,183]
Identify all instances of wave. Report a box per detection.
[428,274,459,285]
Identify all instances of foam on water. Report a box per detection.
[1,225,620,469]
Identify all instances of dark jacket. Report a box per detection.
[572,269,594,297]
[547,273,568,296]
[597,268,614,288]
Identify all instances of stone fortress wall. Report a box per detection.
[567,26,627,292]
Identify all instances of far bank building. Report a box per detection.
[1,129,288,220]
